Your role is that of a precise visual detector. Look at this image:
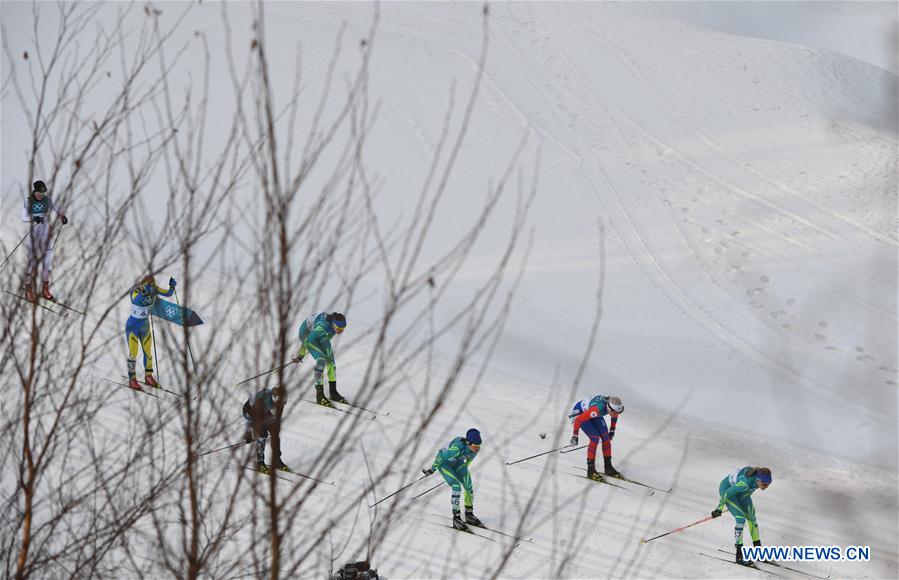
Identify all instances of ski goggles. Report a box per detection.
[756,472,772,486]
[607,398,624,414]
[332,320,346,334]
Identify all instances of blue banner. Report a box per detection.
[151,297,203,327]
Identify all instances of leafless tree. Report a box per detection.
[0,3,594,578]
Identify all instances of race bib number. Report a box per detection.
[131,304,150,319]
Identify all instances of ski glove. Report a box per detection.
[292,354,304,364]
[569,435,578,446]
[422,467,435,476]
[61,214,68,225]
[609,429,616,440]
[711,509,722,518]
[169,277,177,288]
[32,216,43,224]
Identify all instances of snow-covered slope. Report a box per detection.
[279,0,896,465]
[2,2,896,578]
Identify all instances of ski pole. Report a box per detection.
[411,480,444,500]
[506,444,573,466]
[560,444,588,454]
[369,473,432,508]
[0,231,29,270]
[195,441,251,458]
[174,288,198,374]
[640,509,728,543]
[150,314,161,385]
[49,223,65,252]
[235,363,293,387]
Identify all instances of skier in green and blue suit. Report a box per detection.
[711,466,773,565]
[292,312,347,407]
[422,428,483,532]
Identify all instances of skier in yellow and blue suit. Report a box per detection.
[422,429,483,532]
[711,466,773,565]
[126,275,175,390]
[292,312,347,406]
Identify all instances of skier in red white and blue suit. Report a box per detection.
[568,395,624,479]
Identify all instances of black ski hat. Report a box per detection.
[33,180,47,193]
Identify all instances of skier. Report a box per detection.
[711,466,773,565]
[333,561,379,580]
[291,312,347,407]
[125,275,176,390]
[21,180,68,302]
[242,385,289,474]
[422,428,483,532]
[568,394,624,479]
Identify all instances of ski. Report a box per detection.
[570,471,648,493]
[717,549,831,579]
[6,291,67,316]
[302,399,376,420]
[241,464,295,483]
[235,460,334,486]
[120,376,187,400]
[278,467,335,486]
[431,514,533,543]
[575,467,672,493]
[421,517,499,543]
[336,400,390,417]
[41,296,85,316]
[610,474,672,493]
[699,553,780,576]
[103,377,162,399]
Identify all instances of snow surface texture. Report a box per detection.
[2,2,896,578]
